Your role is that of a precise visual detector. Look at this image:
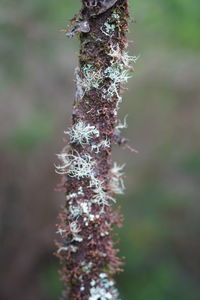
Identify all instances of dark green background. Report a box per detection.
[1,0,200,299]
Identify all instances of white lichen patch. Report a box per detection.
[57,246,69,254]
[91,179,116,208]
[69,201,91,219]
[100,231,109,237]
[89,273,121,300]
[73,235,83,242]
[57,245,78,254]
[69,221,81,235]
[78,187,84,195]
[122,52,139,67]
[102,43,138,105]
[68,203,83,219]
[80,286,85,292]
[68,199,98,226]
[91,138,110,153]
[108,43,139,68]
[66,192,78,200]
[56,228,67,236]
[66,187,85,201]
[65,120,99,146]
[116,115,128,132]
[110,162,125,194]
[56,151,95,178]
[79,201,91,215]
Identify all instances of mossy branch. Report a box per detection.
[55,1,134,299]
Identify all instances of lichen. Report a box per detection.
[56,151,95,178]
[101,21,116,36]
[110,162,125,194]
[65,120,99,146]
[91,138,110,153]
[81,64,103,92]
[89,273,121,300]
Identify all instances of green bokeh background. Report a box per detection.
[1,0,200,299]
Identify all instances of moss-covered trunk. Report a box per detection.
[55,1,134,299]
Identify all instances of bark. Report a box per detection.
[55,1,133,299]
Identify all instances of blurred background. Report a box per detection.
[0,0,200,299]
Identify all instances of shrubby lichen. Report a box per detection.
[65,120,99,146]
[56,151,95,178]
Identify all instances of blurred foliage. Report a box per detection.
[1,0,200,300]
[6,111,54,152]
[135,0,200,49]
[40,263,64,300]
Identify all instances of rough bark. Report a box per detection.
[55,1,134,299]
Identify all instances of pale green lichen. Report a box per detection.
[108,43,139,68]
[111,13,120,20]
[103,65,131,103]
[104,65,131,84]
[81,64,103,92]
[101,21,115,36]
